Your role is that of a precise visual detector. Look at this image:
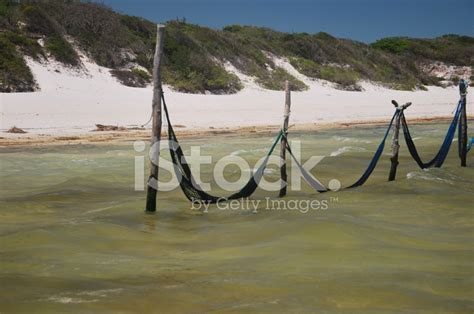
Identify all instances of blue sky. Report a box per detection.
[102,0,474,43]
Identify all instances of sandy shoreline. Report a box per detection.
[1,115,469,148]
[2,55,471,148]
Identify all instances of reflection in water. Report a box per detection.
[0,124,473,312]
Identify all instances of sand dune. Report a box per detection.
[1,54,472,138]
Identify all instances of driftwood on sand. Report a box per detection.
[7,126,27,133]
[94,124,127,131]
[93,124,146,131]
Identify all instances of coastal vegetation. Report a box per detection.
[1,0,473,93]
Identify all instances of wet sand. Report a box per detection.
[1,116,469,148]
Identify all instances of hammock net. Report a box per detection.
[162,93,282,203]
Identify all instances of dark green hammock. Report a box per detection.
[162,93,283,203]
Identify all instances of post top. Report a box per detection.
[401,102,412,110]
[157,24,166,29]
[459,79,468,96]
[391,100,411,110]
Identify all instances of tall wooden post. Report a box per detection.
[145,24,166,213]
[279,80,291,197]
[389,100,411,181]
[459,79,468,167]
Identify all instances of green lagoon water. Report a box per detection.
[1,124,473,313]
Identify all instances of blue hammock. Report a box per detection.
[401,100,463,169]
[348,111,398,188]
[284,110,398,191]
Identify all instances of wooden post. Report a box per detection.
[145,24,166,213]
[459,79,468,167]
[389,100,411,181]
[279,80,291,197]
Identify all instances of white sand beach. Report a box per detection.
[1,54,472,141]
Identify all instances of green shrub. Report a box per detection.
[131,68,151,81]
[222,25,244,33]
[161,22,244,93]
[372,38,410,54]
[45,34,79,66]
[290,57,360,90]
[256,67,308,91]
[320,65,361,90]
[110,69,149,88]
[372,35,474,66]
[205,67,242,93]
[0,34,36,92]
[0,1,8,17]
[3,31,43,59]
[21,4,57,35]
[164,62,241,94]
[289,57,320,78]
